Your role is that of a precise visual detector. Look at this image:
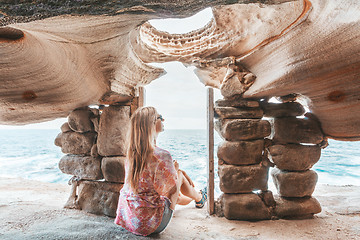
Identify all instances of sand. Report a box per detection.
[0,177,360,240]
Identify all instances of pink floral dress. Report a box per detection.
[114,146,178,236]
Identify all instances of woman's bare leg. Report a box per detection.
[178,171,202,202]
[177,193,193,205]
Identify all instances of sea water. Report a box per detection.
[0,129,360,196]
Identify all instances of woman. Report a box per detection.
[114,106,207,236]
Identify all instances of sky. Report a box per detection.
[0,8,219,130]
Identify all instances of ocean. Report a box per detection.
[0,129,360,197]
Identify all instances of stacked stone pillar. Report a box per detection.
[55,99,138,217]
[215,97,274,220]
[261,100,324,218]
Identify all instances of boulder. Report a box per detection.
[260,102,305,118]
[268,144,321,171]
[76,180,123,217]
[101,157,126,183]
[221,193,272,220]
[214,106,263,119]
[97,105,130,156]
[215,98,260,108]
[58,155,103,180]
[220,70,249,99]
[273,117,324,144]
[218,163,269,193]
[271,168,318,197]
[68,108,94,133]
[275,196,322,219]
[54,133,62,147]
[59,131,96,155]
[60,122,72,133]
[215,119,271,141]
[90,116,100,133]
[91,144,99,157]
[217,140,264,165]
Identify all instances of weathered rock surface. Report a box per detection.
[273,117,324,144]
[215,119,271,141]
[268,144,321,171]
[217,140,264,165]
[271,168,318,197]
[214,106,263,119]
[101,157,126,183]
[220,66,256,99]
[260,102,305,118]
[215,98,260,108]
[218,164,269,193]
[90,144,99,157]
[68,108,94,133]
[57,132,96,155]
[221,193,272,220]
[275,196,322,219]
[76,180,123,217]
[97,105,130,157]
[58,155,103,180]
[60,122,72,133]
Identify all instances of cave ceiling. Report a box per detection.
[0,0,359,140]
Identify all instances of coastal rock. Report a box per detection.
[271,168,318,197]
[273,117,324,144]
[101,157,126,183]
[58,155,103,180]
[97,105,130,157]
[60,122,72,133]
[90,116,100,133]
[68,108,94,133]
[215,119,271,141]
[54,133,62,147]
[76,180,123,217]
[60,132,96,155]
[218,164,269,193]
[217,140,264,165]
[221,193,272,220]
[90,144,99,157]
[214,106,263,119]
[220,67,255,99]
[260,102,305,118]
[268,144,321,171]
[215,98,260,108]
[275,196,322,219]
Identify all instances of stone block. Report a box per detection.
[215,119,271,141]
[101,157,126,183]
[273,117,324,144]
[214,106,263,119]
[215,98,260,108]
[76,180,123,217]
[59,154,103,180]
[97,105,130,156]
[217,140,264,165]
[271,168,318,197]
[268,144,321,171]
[60,122,72,133]
[68,108,94,133]
[91,144,99,157]
[221,193,272,220]
[59,132,96,155]
[260,102,305,118]
[54,133,62,147]
[218,164,269,193]
[275,196,321,219]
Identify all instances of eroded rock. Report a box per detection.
[273,117,324,144]
[215,119,271,141]
[68,108,94,133]
[215,98,260,108]
[271,168,318,197]
[218,163,269,193]
[221,193,272,220]
[101,157,126,183]
[260,102,305,118]
[76,180,123,217]
[59,131,96,155]
[268,144,321,171]
[60,122,72,133]
[275,196,322,219]
[214,106,263,119]
[217,140,264,165]
[59,155,103,180]
[97,105,130,156]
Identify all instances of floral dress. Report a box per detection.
[114,146,178,236]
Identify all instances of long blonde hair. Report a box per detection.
[126,106,157,193]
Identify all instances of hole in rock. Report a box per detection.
[148,8,213,34]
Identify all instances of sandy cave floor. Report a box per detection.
[0,177,360,240]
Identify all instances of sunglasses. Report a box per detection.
[157,114,164,121]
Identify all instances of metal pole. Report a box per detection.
[206,87,215,215]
